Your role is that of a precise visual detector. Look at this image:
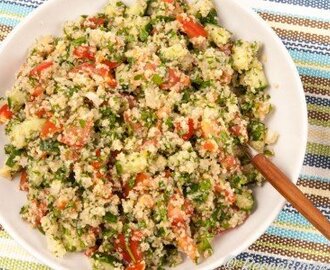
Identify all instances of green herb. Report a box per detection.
[5,145,22,167]
[248,120,266,141]
[152,74,163,85]
[134,74,143,80]
[165,117,174,129]
[7,97,12,109]
[104,212,118,223]
[141,108,157,128]
[40,140,60,153]
[92,253,118,265]
[79,119,86,128]
[115,162,123,175]
[128,177,135,189]
[72,37,87,46]
[197,9,218,25]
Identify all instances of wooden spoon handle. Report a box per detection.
[252,154,330,240]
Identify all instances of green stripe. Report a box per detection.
[309,118,330,128]
[307,104,330,113]
[307,142,330,156]
[0,257,50,270]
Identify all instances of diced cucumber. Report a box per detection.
[232,40,260,72]
[235,191,254,211]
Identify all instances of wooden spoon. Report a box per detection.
[247,146,330,240]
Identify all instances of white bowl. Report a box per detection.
[0,0,307,269]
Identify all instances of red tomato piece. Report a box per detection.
[87,17,105,29]
[221,155,238,170]
[91,160,102,170]
[31,85,44,98]
[160,68,180,90]
[103,60,120,69]
[30,61,53,77]
[176,15,207,38]
[0,104,13,123]
[73,46,95,61]
[126,261,146,270]
[163,0,174,3]
[130,239,143,262]
[60,122,92,148]
[176,118,195,141]
[41,120,61,139]
[19,170,29,192]
[115,234,132,264]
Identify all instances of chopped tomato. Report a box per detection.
[35,108,52,118]
[130,238,143,262]
[91,160,102,170]
[115,234,132,264]
[0,104,13,123]
[115,232,144,266]
[30,61,53,77]
[164,170,172,178]
[31,200,48,227]
[176,15,207,39]
[221,155,238,170]
[176,118,195,141]
[202,140,216,152]
[19,170,29,192]
[163,0,174,3]
[73,46,95,60]
[124,173,149,198]
[103,60,120,69]
[60,121,92,148]
[87,17,105,29]
[95,149,101,157]
[95,66,117,88]
[126,261,146,270]
[135,172,149,185]
[41,120,61,139]
[160,68,180,90]
[31,85,44,98]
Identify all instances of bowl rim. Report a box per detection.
[0,0,308,269]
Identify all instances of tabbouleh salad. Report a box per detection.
[0,0,278,269]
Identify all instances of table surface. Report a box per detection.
[0,0,329,269]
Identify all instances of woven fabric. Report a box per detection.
[0,0,329,269]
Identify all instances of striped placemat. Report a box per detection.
[0,0,329,269]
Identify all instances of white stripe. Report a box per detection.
[301,166,330,179]
[240,0,330,21]
[0,238,41,263]
[308,125,330,145]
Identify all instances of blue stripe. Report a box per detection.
[266,226,329,244]
[0,16,20,27]
[276,211,311,227]
[303,154,330,170]
[306,96,330,107]
[0,2,35,16]
[265,0,330,10]
[300,174,330,183]
[297,67,330,79]
[289,49,330,66]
